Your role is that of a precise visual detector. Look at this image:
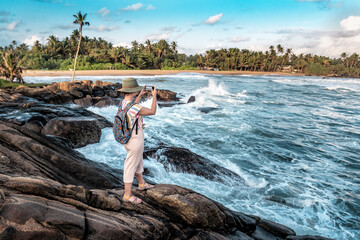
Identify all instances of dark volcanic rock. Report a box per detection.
[0,101,112,128]
[0,122,122,188]
[69,87,84,98]
[92,86,105,97]
[258,219,295,238]
[286,236,334,240]
[144,146,245,184]
[74,95,93,107]
[41,117,102,148]
[94,97,119,108]
[187,96,196,103]
[0,121,332,240]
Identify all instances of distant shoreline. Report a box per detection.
[23,69,306,77]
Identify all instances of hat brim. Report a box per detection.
[118,85,143,93]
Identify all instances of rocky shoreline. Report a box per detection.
[0,81,333,239]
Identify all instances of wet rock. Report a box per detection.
[41,117,102,148]
[94,97,118,108]
[0,122,123,188]
[198,107,219,114]
[0,121,331,240]
[251,226,282,240]
[146,184,226,228]
[74,95,93,107]
[144,146,244,184]
[258,219,296,238]
[56,92,74,104]
[107,90,119,98]
[187,96,196,103]
[92,86,105,97]
[23,120,44,133]
[93,80,103,88]
[286,236,334,240]
[69,87,84,98]
[0,194,86,239]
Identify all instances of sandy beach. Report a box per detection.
[23,69,306,77]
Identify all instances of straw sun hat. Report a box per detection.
[118,78,143,93]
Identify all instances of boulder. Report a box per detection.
[0,122,123,188]
[69,87,84,98]
[0,101,111,128]
[92,80,103,88]
[258,219,296,238]
[187,96,196,103]
[92,86,105,97]
[74,95,93,107]
[94,97,118,108]
[41,117,102,148]
[144,146,244,184]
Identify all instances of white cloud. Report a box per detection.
[121,3,143,11]
[97,7,110,17]
[230,37,250,42]
[146,33,170,41]
[114,42,131,48]
[272,15,360,57]
[340,16,360,31]
[205,13,223,25]
[6,21,21,31]
[146,4,155,10]
[23,35,44,46]
[90,25,119,32]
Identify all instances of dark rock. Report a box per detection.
[144,146,244,184]
[108,90,119,98]
[0,122,123,188]
[0,193,86,239]
[94,97,118,108]
[143,89,179,102]
[92,86,105,97]
[41,117,102,148]
[74,95,93,107]
[198,107,219,114]
[69,87,84,98]
[56,92,74,104]
[251,226,282,240]
[23,120,44,133]
[187,96,196,103]
[0,121,331,240]
[258,219,296,238]
[286,236,335,240]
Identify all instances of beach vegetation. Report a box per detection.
[0,44,25,83]
[0,78,47,89]
[4,32,360,77]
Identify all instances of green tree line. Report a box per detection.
[1,32,360,81]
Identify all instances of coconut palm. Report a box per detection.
[0,48,24,83]
[71,11,90,81]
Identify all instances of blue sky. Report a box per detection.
[0,0,360,57]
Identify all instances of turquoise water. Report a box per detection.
[26,73,360,239]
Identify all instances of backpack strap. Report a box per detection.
[117,100,139,135]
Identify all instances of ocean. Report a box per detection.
[26,73,360,240]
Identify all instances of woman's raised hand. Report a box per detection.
[151,86,157,97]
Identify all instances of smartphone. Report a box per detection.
[145,86,154,91]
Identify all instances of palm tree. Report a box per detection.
[71,11,90,81]
[0,48,24,83]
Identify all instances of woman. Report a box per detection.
[118,77,157,204]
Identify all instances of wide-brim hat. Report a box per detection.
[118,77,143,93]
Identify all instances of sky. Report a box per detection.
[0,0,360,57]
